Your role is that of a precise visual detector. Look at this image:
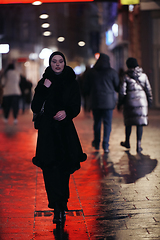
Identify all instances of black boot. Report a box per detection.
[53,209,66,224]
[53,209,60,224]
[137,140,143,153]
[120,141,130,149]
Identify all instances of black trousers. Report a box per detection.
[125,125,143,142]
[43,166,70,211]
[2,95,20,119]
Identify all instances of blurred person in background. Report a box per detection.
[1,63,21,124]
[19,74,32,113]
[84,53,120,153]
[0,69,4,106]
[31,51,87,225]
[78,64,91,116]
[117,57,153,153]
[118,67,125,85]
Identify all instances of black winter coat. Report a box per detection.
[118,67,153,126]
[84,54,120,110]
[31,66,87,174]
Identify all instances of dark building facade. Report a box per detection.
[101,1,160,108]
[0,2,101,82]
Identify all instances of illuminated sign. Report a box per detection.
[120,0,139,5]
[0,0,93,3]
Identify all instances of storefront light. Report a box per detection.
[0,44,9,53]
[106,30,114,46]
[29,53,38,60]
[129,4,134,12]
[39,48,53,67]
[112,23,118,37]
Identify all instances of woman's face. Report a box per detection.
[50,55,65,74]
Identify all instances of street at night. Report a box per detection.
[0,107,159,240]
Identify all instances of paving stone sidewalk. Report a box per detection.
[0,108,159,240]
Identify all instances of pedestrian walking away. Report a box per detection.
[84,53,120,153]
[31,51,87,226]
[117,57,153,153]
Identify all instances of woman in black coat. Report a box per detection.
[118,57,153,153]
[31,51,86,225]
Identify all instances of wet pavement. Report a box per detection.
[0,107,160,240]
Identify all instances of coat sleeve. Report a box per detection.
[112,70,120,93]
[117,77,127,109]
[144,74,153,107]
[83,69,92,96]
[31,79,49,113]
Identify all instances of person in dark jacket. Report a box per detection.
[117,57,153,153]
[31,51,87,225]
[84,53,120,153]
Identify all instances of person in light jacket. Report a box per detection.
[84,53,120,153]
[2,63,21,124]
[31,51,87,225]
[117,57,153,153]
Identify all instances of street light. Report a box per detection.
[41,23,50,28]
[32,1,42,5]
[57,37,65,42]
[43,31,51,36]
[39,14,49,19]
[78,41,85,47]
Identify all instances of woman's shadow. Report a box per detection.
[119,151,158,184]
[96,150,158,184]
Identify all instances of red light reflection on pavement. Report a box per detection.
[70,153,103,239]
[0,123,37,239]
[0,109,160,239]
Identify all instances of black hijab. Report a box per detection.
[49,51,66,66]
[38,52,76,115]
[42,51,75,84]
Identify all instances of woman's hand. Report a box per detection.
[53,110,66,121]
[44,79,52,88]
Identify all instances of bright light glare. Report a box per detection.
[106,30,114,45]
[0,44,9,54]
[78,41,85,47]
[41,23,50,28]
[39,14,49,19]
[57,37,65,42]
[39,48,52,59]
[29,53,38,60]
[24,61,30,67]
[43,31,51,36]
[95,53,100,60]
[112,23,118,37]
[74,64,86,75]
[74,66,81,75]
[129,5,134,12]
[32,1,42,5]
